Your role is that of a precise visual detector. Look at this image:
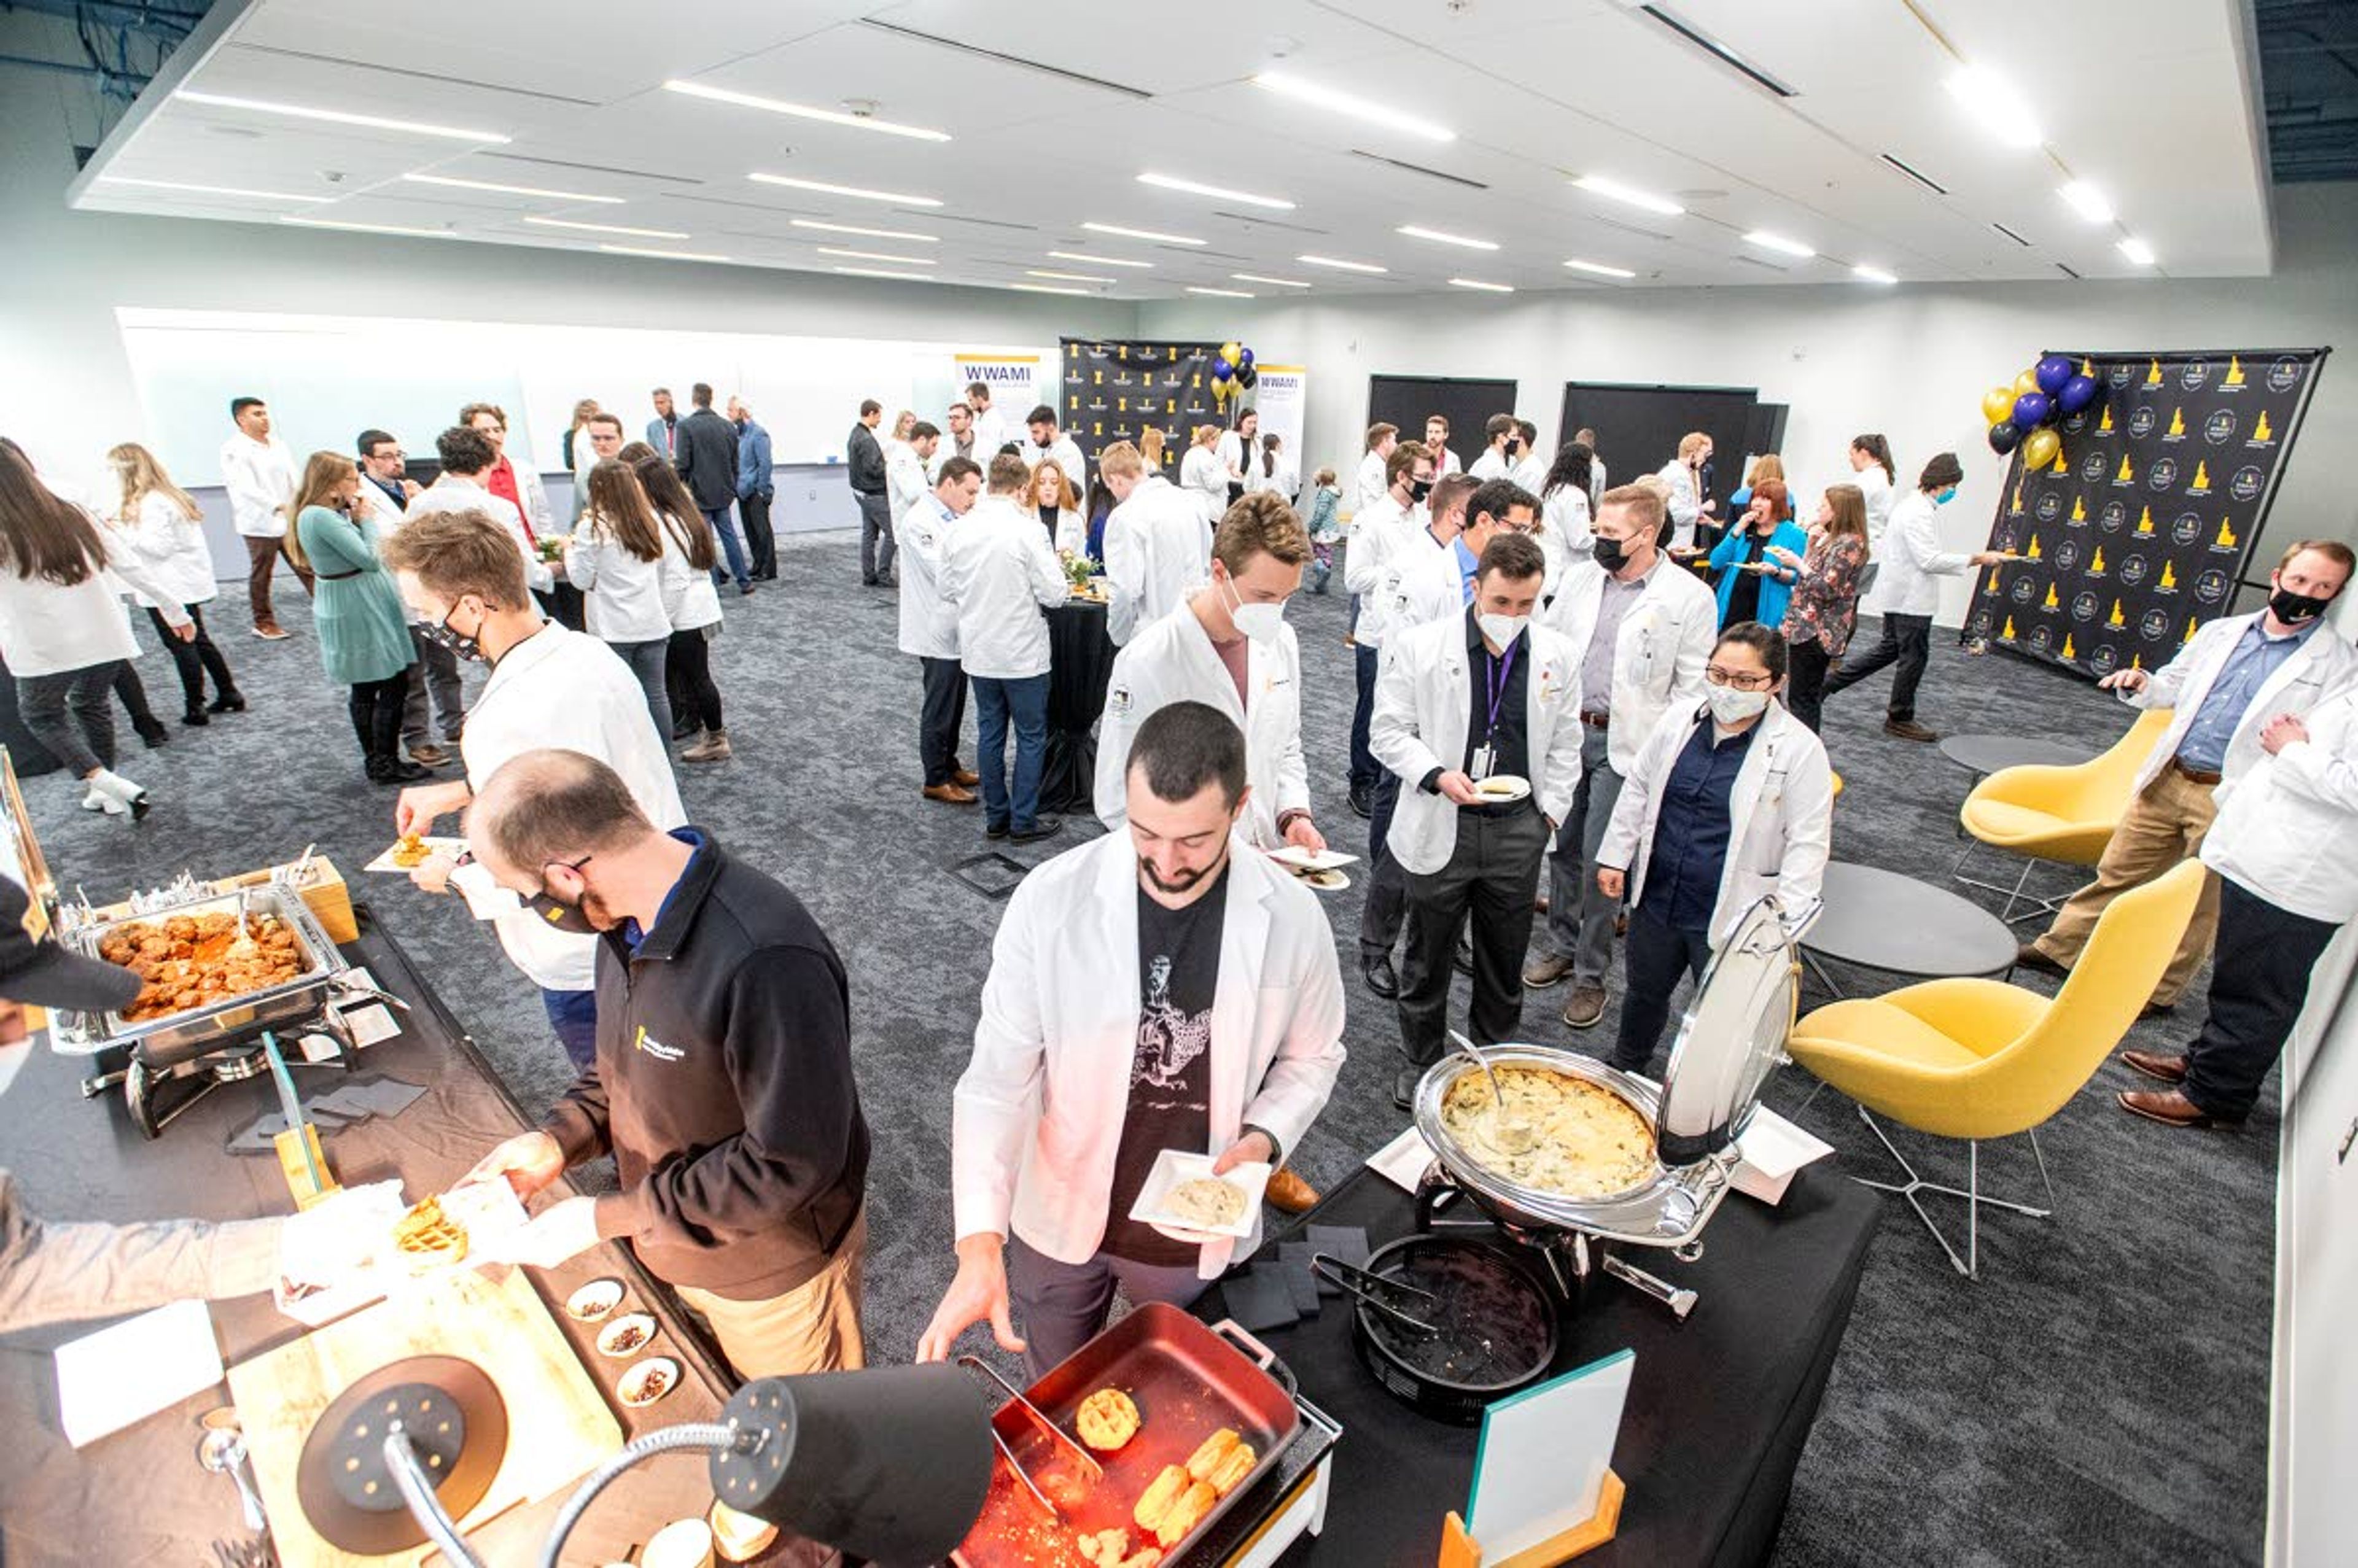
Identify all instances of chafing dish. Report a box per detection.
[1411,895,1812,1315]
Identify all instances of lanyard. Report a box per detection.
[1482,639,1520,741]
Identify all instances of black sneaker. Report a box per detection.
[1010,816,1064,844]
[1348,783,1373,820]
[985,821,1010,840]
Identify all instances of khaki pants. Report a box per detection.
[675,1214,866,1379]
[2030,769,2220,1005]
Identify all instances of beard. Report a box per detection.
[1141,844,1228,897]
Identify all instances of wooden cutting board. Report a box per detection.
[227,1267,623,1567]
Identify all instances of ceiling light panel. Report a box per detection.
[1186,285,1256,298]
[601,244,731,262]
[1251,72,1455,142]
[402,173,623,203]
[1232,272,1310,288]
[1398,225,1498,250]
[1048,250,1152,268]
[838,266,938,282]
[282,215,456,238]
[1081,222,1204,246]
[1944,66,2043,150]
[524,215,691,239]
[1565,258,1636,279]
[793,219,940,242]
[1137,173,1294,210]
[817,246,936,265]
[175,91,507,142]
[1851,265,1899,284]
[749,172,942,207]
[96,176,330,203]
[1010,281,1089,295]
[2057,181,2114,223]
[1573,174,1684,217]
[1447,278,1512,292]
[1298,254,1387,274]
[662,80,950,141]
[1741,230,1815,258]
[2118,236,2156,266]
[1029,268,1115,282]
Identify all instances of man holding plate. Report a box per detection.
[919,704,1345,1375]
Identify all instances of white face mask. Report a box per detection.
[1223,572,1288,642]
[1705,684,1772,726]
[1477,612,1529,649]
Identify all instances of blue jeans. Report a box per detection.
[972,672,1050,833]
[701,504,750,589]
[542,987,599,1072]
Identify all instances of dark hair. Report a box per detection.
[1850,433,1894,483]
[1477,532,1546,584]
[1917,451,1964,492]
[1430,473,1480,522]
[0,442,109,586]
[1515,419,1537,444]
[628,453,717,571]
[1714,620,1789,681]
[230,397,265,421]
[859,398,882,418]
[1027,404,1056,425]
[1385,440,1430,486]
[1213,492,1310,575]
[1365,422,1398,451]
[965,381,991,402]
[1128,700,1247,809]
[357,428,397,458]
[1468,479,1538,529]
[1233,409,1257,430]
[1484,414,1517,443]
[996,441,1024,458]
[910,420,941,441]
[434,424,496,475]
[691,383,714,406]
[651,387,671,398]
[1749,478,1792,522]
[458,401,507,432]
[477,748,653,875]
[934,455,982,488]
[586,412,624,437]
[1541,441,1593,500]
[987,452,1032,492]
[582,459,664,562]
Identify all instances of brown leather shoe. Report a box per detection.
[2014,942,2068,978]
[2119,1049,2188,1084]
[2117,1088,2216,1128]
[1561,984,1608,1030]
[952,767,981,787]
[1884,718,1939,742]
[923,782,978,804]
[1263,1166,1320,1214]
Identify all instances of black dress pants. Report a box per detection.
[919,655,968,786]
[1786,636,1833,734]
[741,492,776,578]
[146,604,238,713]
[1359,772,1407,958]
[2181,875,2340,1121]
[1821,611,1931,721]
[1396,804,1550,1066]
[1613,904,1714,1074]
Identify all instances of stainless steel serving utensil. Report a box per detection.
[1309,1253,1441,1336]
[954,1354,1105,1484]
[197,1426,268,1533]
[1450,1031,1535,1155]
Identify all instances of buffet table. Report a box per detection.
[1042,599,1116,814]
[0,905,770,1567]
[1205,1162,1881,1568]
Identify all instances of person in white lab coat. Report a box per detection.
[1177,422,1229,527]
[918,702,1345,1375]
[887,420,940,530]
[218,395,308,638]
[1247,433,1298,503]
[1020,405,1088,498]
[901,456,986,805]
[1654,431,1716,555]
[1100,440,1211,645]
[564,459,681,742]
[1467,413,1518,483]
[1596,622,1832,1074]
[406,425,555,599]
[1027,459,1086,557]
[1371,534,1586,1109]
[1422,414,1462,478]
[1353,422,1399,517]
[103,441,243,726]
[625,445,732,763]
[2120,678,2358,1128]
[1819,452,2015,742]
[1344,441,1433,823]
[1524,483,1719,1031]
[563,398,602,523]
[1535,441,1598,596]
[2018,538,2357,1009]
[1576,427,1609,513]
[382,507,687,1073]
[1215,410,1262,508]
[1847,433,1897,546]
[1380,475,1534,637]
[1510,419,1549,495]
[940,454,1072,843]
[965,380,1013,458]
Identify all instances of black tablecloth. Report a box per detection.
[1205,1164,1880,1568]
[0,904,766,1567]
[1043,599,1116,813]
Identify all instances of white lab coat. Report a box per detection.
[1215,432,1260,489]
[112,492,218,608]
[564,520,682,645]
[1038,506,1086,557]
[887,445,933,525]
[1859,489,1973,618]
[1589,457,1608,514]
[1539,485,1593,589]
[952,831,1346,1278]
[1370,615,1586,875]
[508,462,556,544]
[941,494,1069,680]
[1343,493,1421,650]
[971,406,1014,459]
[1020,433,1089,496]
[1655,459,1709,551]
[1600,699,1834,945]
[2203,684,2358,923]
[897,494,960,659]
[2119,611,2358,795]
[1382,525,1468,639]
[1468,446,1512,483]
[1431,445,1463,478]
[1539,557,1719,775]
[0,548,190,678]
[656,513,723,632]
[406,480,554,594]
[217,433,297,539]
[1102,475,1209,645]
[354,476,408,530]
[1853,464,1895,546]
[1094,605,1309,850]
[1245,448,1298,500]
[1353,450,1388,516]
[1511,452,1549,495]
[449,624,688,992]
[1178,444,1229,525]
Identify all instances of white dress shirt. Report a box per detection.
[112,492,219,608]
[407,478,553,594]
[217,433,297,540]
[941,494,1070,680]
[1859,489,1972,618]
[898,493,960,659]
[564,520,683,644]
[1102,474,1211,646]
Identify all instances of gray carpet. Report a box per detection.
[25,534,2271,1566]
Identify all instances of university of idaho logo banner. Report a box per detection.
[1966,348,2327,679]
[1060,339,1231,475]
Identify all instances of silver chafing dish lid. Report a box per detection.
[1654,894,1805,1167]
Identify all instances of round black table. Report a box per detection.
[1938,732,2096,777]
[1800,861,2017,998]
[1041,599,1115,813]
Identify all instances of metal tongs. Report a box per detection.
[955,1355,1103,1522]
[1310,1254,1441,1337]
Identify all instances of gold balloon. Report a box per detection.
[1981,386,2017,424]
[2013,368,2040,398]
[2021,427,2061,470]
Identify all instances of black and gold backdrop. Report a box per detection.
[1967,347,2328,680]
[1061,338,1230,474]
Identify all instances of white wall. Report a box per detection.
[1138,184,2358,627]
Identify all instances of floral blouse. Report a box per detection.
[1782,532,1869,656]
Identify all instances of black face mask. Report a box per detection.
[422,602,487,664]
[525,889,600,935]
[1408,478,1434,503]
[2270,586,2333,626]
[1592,535,1628,570]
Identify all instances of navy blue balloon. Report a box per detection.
[2034,354,2073,395]
[1988,421,2021,456]
[2056,373,2099,415]
[2012,391,2053,430]
[1211,359,1233,382]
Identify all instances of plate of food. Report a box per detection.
[596,1312,658,1359]
[566,1278,625,1322]
[1470,774,1531,804]
[1266,845,1358,874]
[365,834,466,874]
[1127,1149,1272,1243]
[1296,867,1350,893]
[618,1356,680,1408]
[390,1179,526,1276]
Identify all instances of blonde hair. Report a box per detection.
[283,451,358,573]
[1099,441,1145,481]
[1191,424,1221,448]
[1031,459,1079,512]
[1743,453,1786,488]
[1678,431,1711,459]
[107,442,200,525]
[569,398,601,428]
[893,409,917,441]
[1139,426,1167,467]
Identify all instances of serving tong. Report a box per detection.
[955,1355,1104,1522]
[1309,1253,1442,1336]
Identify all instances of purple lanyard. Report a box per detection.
[1483,640,1520,741]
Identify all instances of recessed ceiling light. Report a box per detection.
[1082,221,1204,246]
[175,90,507,142]
[601,243,731,263]
[749,172,942,207]
[1297,254,1387,274]
[1447,278,1513,293]
[1187,285,1256,298]
[817,246,936,265]
[793,219,939,243]
[662,80,950,141]
[1029,268,1115,283]
[1398,224,1498,251]
[1944,66,2043,150]
[526,215,691,239]
[1049,249,1153,268]
[1137,172,1294,210]
[2118,236,2156,266]
[1564,258,1636,279]
[2056,180,2114,223]
[1232,272,1310,288]
[1573,175,1683,217]
[1851,264,1899,284]
[280,215,455,238]
[1251,72,1454,142]
[836,265,938,282]
[96,175,332,203]
[402,173,621,203]
[1741,230,1815,258]
[1011,281,1090,296]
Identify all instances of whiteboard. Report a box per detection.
[116,307,1056,479]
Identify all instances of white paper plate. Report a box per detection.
[596,1312,658,1359]
[1471,775,1531,804]
[1266,845,1359,872]
[619,1356,682,1409]
[1295,867,1352,893]
[566,1278,624,1322]
[364,836,466,874]
[1127,1149,1272,1243]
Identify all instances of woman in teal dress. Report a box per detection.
[285,452,423,783]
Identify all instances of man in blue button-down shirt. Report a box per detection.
[728,396,776,582]
[2022,539,2358,1009]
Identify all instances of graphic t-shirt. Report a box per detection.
[1102,864,1229,1264]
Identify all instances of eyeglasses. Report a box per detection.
[1705,665,1776,691]
[539,853,593,891]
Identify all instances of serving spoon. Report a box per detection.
[1450,1032,1536,1156]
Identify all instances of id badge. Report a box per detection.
[1470,744,1496,780]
